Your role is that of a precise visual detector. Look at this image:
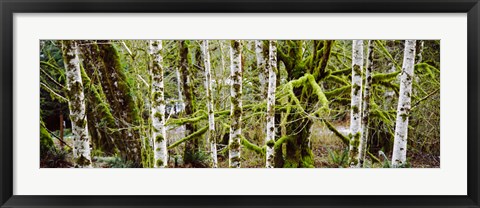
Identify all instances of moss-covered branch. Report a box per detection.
[324,85,350,99]
[372,71,400,84]
[40,82,68,103]
[274,135,290,149]
[374,40,402,71]
[241,137,265,156]
[168,126,208,149]
[326,74,350,85]
[322,120,349,146]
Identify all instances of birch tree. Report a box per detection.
[392,40,416,168]
[61,40,92,168]
[149,40,168,168]
[255,40,268,98]
[201,40,218,168]
[229,40,243,168]
[358,40,374,167]
[265,40,277,168]
[348,40,364,167]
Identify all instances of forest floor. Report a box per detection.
[45,121,440,168]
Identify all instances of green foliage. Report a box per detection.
[40,146,72,168]
[184,150,210,168]
[327,147,349,167]
[96,156,134,168]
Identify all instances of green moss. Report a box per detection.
[76,155,91,167]
[155,135,164,143]
[266,139,275,148]
[40,122,54,149]
[353,83,361,96]
[239,137,264,155]
[168,126,208,149]
[229,139,241,150]
[352,105,359,114]
[156,159,164,167]
[324,85,350,98]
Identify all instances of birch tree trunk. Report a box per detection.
[61,40,92,168]
[358,40,374,167]
[175,68,184,112]
[265,40,277,168]
[201,40,218,168]
[149,40,168,168]
[391,40,416,168]
[415,40,424,64]
[255,40,268,99]
[348,40,364,167]
[229,40,243,168]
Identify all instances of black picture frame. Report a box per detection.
[1,0,479,207]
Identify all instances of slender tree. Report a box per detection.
[415,40,424,64]
[255,40,268,98]
[348,40,364,167]
[149,40,168,168]
[201,40,218,168]
[61,40,92,168]
[179,40,199,160]
[358,40,374,167]
[265,40,277,168]
[392,40,416,168]
[229,40,243,168]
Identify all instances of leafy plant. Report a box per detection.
[327,147,348,167]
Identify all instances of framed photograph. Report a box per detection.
[1,0,479,207]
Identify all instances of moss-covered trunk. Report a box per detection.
[178,40,199,161]
[277,40,334,168]
[79,40,142,167]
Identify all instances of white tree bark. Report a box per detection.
[229,40,243,168]
[358,40,374,167]
[391,40,416,168]
[265,40,277,168]
[201,40,218,168]
[61,40,92,168]
[348,40,364,167]
[149,40,168,168]
[415,40,424,64]
[175,68,184,112]
[255,40,268,98]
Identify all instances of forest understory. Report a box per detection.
[40,40,440,168]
